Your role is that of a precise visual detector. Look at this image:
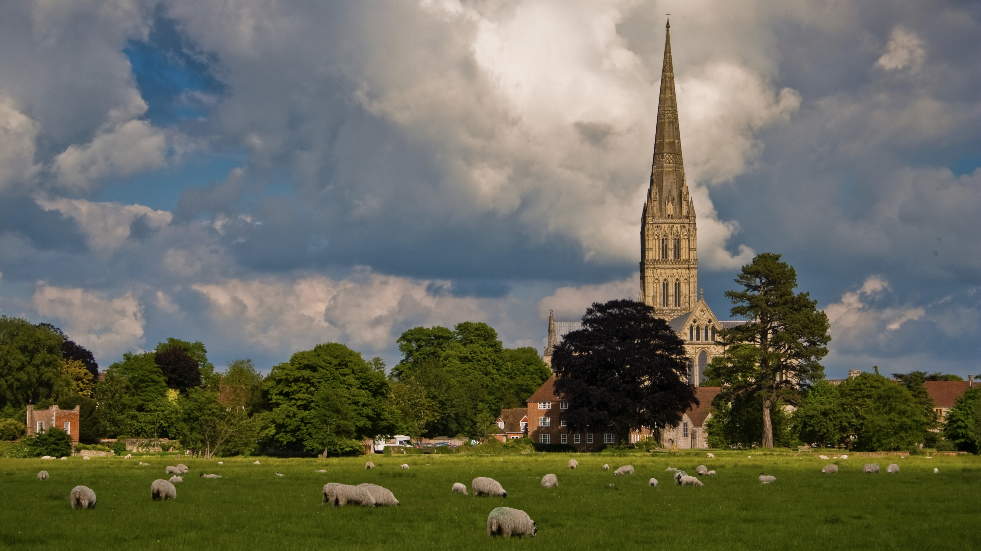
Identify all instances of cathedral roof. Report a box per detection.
[686,386,722,427]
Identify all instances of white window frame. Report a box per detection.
[37,421,45,433]
[683,422,689,438]
[560,418,567,427]
[604,433,615,444]
[586,433,593,444]
[539,434,550,444]
[64,422,71,434]
[538,402,551,410]
[510,435,520,440]
[559,401,569,410]
[573,433,581,444]
[539,416,550,427]
[560,433,568,444]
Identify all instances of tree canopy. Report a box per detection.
[838,372,931,451]
[551,299,696,444]
[155,346,202,392]
[943,387,981,454]
[707,252,830,448]
[0,317,64,409]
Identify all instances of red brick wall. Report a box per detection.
[26,405,80,443]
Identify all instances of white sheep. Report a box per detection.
[169,476,183,483]
[316,469,327,473]
[603,464,609,471]
[665,467,677,472]
[934,468,939,474]
[706,453,715,458]
[358,483,400,506]
[253,461,261,465]
[695,465,709,476]
[759,474,776,484]
[82,456,90,460]
[139,462,149,466]
[322,483,376,507]
[176,463,189,474]
[60,457,67,460]
[275,472,284,477]
[41,456,53,460]
[706,470,716,476]
[165,466,181,474]
[568,459,578,470]
[472,477,507,497]
[199,473,222,478]
[151,479,177,501]
[613,465,634,476]
[365,461,375,470]
[125,454,132,459]
[679,476,704,487]
[887,464,900,474]
[541,474,558,488]
[452,482,468,495]
[648,478,658,487]
[400,464,409,469]
[863,463,880,474]
[70,486,97,509]
[818,455,829,460]
[821,464,838,474]
[37,471,49,481]
[840,454,848,459]
[487,507,537,538]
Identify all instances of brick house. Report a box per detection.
[492,408,528,442]
[925,376,977,422]
[659,386,721,449]
[26,404,80,443]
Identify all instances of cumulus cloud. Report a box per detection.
[52,117,168,192]
[0,98,40,194]
[825,276,925,349]
[35,197,172,256]
[537,276,637,320]
[33,283,145,359]
[876,26,925,73]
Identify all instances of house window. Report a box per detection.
[64,422,71,434]
[560,418,567,427]
[662,280,668,307]
[674,281,681,307]
[539,417,551,427]
[586,433,594,444]
[560,434,568,444]
[37,421,45,433]
[560,401,569,410]
[510,435,520,440]
[540,434,550,444]
[604,433,615,444]
[574,433,581,444]
[538,402,551,410]
[683,422,689,438]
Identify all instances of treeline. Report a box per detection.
[0,316,550,457]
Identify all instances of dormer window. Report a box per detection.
[538,402,551,410]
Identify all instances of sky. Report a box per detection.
[0,0,979,379]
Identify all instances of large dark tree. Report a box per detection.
[36,323,99,380]
[155,346,202,392]
[707,253,831,448]
[551,299,696,444]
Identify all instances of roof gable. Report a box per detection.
[527,376,562,403]
[923,381,972,408]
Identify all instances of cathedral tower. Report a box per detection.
[640,20,698,320]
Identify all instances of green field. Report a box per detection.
[1,451,979,550]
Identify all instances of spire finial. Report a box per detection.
[666,14,670,29]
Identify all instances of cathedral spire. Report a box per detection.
[648,18,687,214]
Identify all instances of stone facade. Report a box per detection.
[26,404,80,443]
[660,386,721,449]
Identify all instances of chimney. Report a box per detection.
[970,374,974,387]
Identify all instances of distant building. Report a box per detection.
[660,386,721,449]
[925,376,976,421]
[26,404,80,443]
[492,408,528,442]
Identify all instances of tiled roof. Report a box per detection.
[719,320,748,330]
[553,321,582,343]
[686,386,722,427]
[497,408,527,433]
[668,311,693,333]
[923,381,972,408]
[527,376,562,403]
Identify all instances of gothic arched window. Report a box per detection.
[674,280,681,307]
[674,238,681,259]
[711,327,716,341]
[662,280,669,307]
[689,325,694,341]
[696,326,701,341]
[661,238,668,260]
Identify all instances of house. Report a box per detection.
[925,376,976,422]
[492,408,528,442]
[26,404,80,443]
[659,386,721,449]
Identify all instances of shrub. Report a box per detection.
[0,418,26,440]
[74,443,112,452]
[23,428,73,458]
[111,440,128,456]
[936,439,957,452]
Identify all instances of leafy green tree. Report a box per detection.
[839,372,931,451]
[37,323,99,380]
[25,427,73,457]
[392,326,456,379]
[97,353,172,438]
[264,343,394,456]
[943,387,981,454]
[220,359,265,414]
[705,390,793,448]
[0,317,64,409]
[156,339,217,389]
[793,380,851,448]
[92,369,132,438]
[388,376,440,439]
[171,387,258,458]
[0,418,26,440]
[552,299,697,445]
[892,370,939,427]
[155,346,202,392]
[108,352,168,407]
[707,253,831,448]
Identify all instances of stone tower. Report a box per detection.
[640,20,698,321]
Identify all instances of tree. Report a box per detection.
[892,371,938,428]
[793,380,851,448]
[98,352,171,438]
[156,339,217,389]
[220,359,265,414]
[36,323,99,380]
[60,359,95,398]
[25,427,73,458]
[172,387,258,458]
[551,299,697,445]
[264,343,394,456]
[0,317,64,409]
[155,346,202,392]
[839,372,931,451]
[943,387,981,454]
[707,253,831,448]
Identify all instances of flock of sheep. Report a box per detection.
[38,453,926,539]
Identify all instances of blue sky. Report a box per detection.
[0,0,979,378]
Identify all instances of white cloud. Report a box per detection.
[537,276,637,320]
[825,276,925,349]
[52,117,168,192]
[33,283,145,359]
[876,26,925,73]
[0,97,40,193]
[35,196,172,256]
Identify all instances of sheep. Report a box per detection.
[673,472,688,485]
[887,464,900,474]
[695,465,709,476]
[472,477,507,497]
[863,463,880,474]
[176,463,189,474]
[648,478,658,487]
[322,483,376,507]
[818,455,829,460]
[486,507,537,538]
[665,467,677,472]
[37,471,49,481]
[125,454,132,459]
[541,474,558,488]
[70,486,97,509]
[151,479,177,501]
[759,474,776,484]
[400,464,409,469]
[358,483,400,506]
[706,453,715,459]
[706,470,716,476]
[840,454,848,459]
[139,462,149,466]
[165,466,181,475]
[217,461,223,464]
[82,456,90,460]
[934,468,939,474]
[199,473,222,478]
[60,457,67,460]
[41,455,53,460]
[316,469,327,473]
[568,459,578,470]
[275,472,284,477]
[821,464,838,474]
[169,476,183,483]
[452,482,468,495]
[253,461,260,465]
[365,461,375,470]
[678,476,704,487]
[602,464,609,471]
[613,465,634,476]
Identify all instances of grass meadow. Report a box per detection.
[1,450,979,550]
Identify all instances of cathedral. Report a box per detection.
[545,20,736,387]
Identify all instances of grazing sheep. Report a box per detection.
[37,471,49,481]
[70,486,97,509]
[82,456,90,460]
[487,507,537,538]
[696,465,709,476]
[60,457,67,460]
[199,473,222,478]
[602,464,609,471]
[541,474,558,488]
[665,467,677,472]
[472,477,507,497]
[165,466,181,475]
[614,465,634,476]
[840,454,848,459]
[821,464,838,474]
[759,474,776,484]
[365,461,375,470]
[217,461,223,464]
[934,468,939,474]
[706,470,716,476]
[275,472,284,477]
[316,469,327,473]
[125,454,132,459]
[358,483,400,506]
[151,479,177,501]
[176,463,189,474]
[400,464,409,469]
[139,462,149,466]
[818,455,829,460]
[41,456,53,460]
[678,476,704,487]
[169,476,183,483]
[452,482,468,495]
[568,459,578,470]
[253,461,260,465]
[864,463,880,474]
[706,453,715,459]
[322,483,376,507]
[648,478,658,487]
[887,464,900,474]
